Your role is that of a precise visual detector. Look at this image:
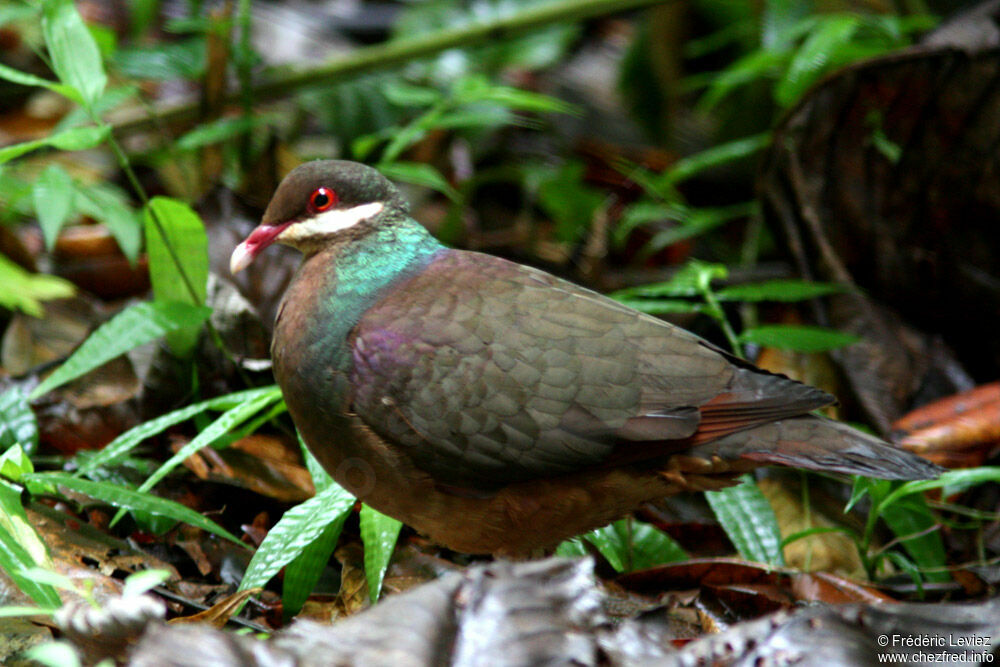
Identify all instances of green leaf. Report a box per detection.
[122,569,171,598]
[0,481,61,607]
[554,537,588,558]
[699,49,786,110]
[880,495,948,583]
[614,200,686,245]
[33,165,75,250]
[174,115,270,151]
[705,475,785,566]
[0,63,79,102]
[282,513,347,617]
[611,297,705,316]
[24,641,81,667]
[716,279,849,303]
[127,388,282,500]
[579,519,688,572]
[656,133,771,190]
[77,386,280,474]
[739,325,860,353]
[0,606,58,618]
[239,482,356,592]
[612,260,728,299]
[0,125,109,165]
[0,388,38,456]
[24,472,244,546]
[455,77,576,115]
[143,197,209,356]
[378,161,460,202]
[29,301,211,400]
[112,38,206,80]
[532,161,605,244]
[75,184,142,263]
[0,254,75,317]
[776,15,861,107]
[641,203,757,255]
[0,445,33,484]
[875,467,1000,515]
[41,0,107,107]
[383,81,442,107]
[359,505,402,602]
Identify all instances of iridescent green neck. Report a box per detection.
[302,217,444,369]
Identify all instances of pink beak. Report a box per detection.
[230,222,291,273]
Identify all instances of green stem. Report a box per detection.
[110,0,671,137]
[699,278,743,357]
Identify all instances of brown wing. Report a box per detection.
[349,250,833,489]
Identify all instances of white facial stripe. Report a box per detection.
[277,201,384,242]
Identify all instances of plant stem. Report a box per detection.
[699,278,743,357]
[110,0,671,137]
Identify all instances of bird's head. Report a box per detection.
[230,160,408,273]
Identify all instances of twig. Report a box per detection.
[110,0,671,137]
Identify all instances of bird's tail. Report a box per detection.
[691,415,944,480]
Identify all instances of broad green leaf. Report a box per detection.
[0,254,75,318]
[0,388,37,455]
[77,385,280,474]
[0,481,61,607]
[29,301,211,400]
[239,482,356,592]
[24,473,244,546]
[0,63,79,102]
[282,512,347,617]
[579,519,687,572]
[359,505,402,602]
[880,495,948,583]
[41,0,107,107]
[33,165,75,250]
[554,537,588,558]
[379,161,460,202]
[144,197,209,356]
[706,476,785,566]
[0,125,109,165]
[716,279,849,303]
[174,115,270,151]
[739,325,860,353]
[76,184,142,263]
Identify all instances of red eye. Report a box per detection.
[308,187,337,213]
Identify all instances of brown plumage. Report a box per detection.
[233,160,942,556]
